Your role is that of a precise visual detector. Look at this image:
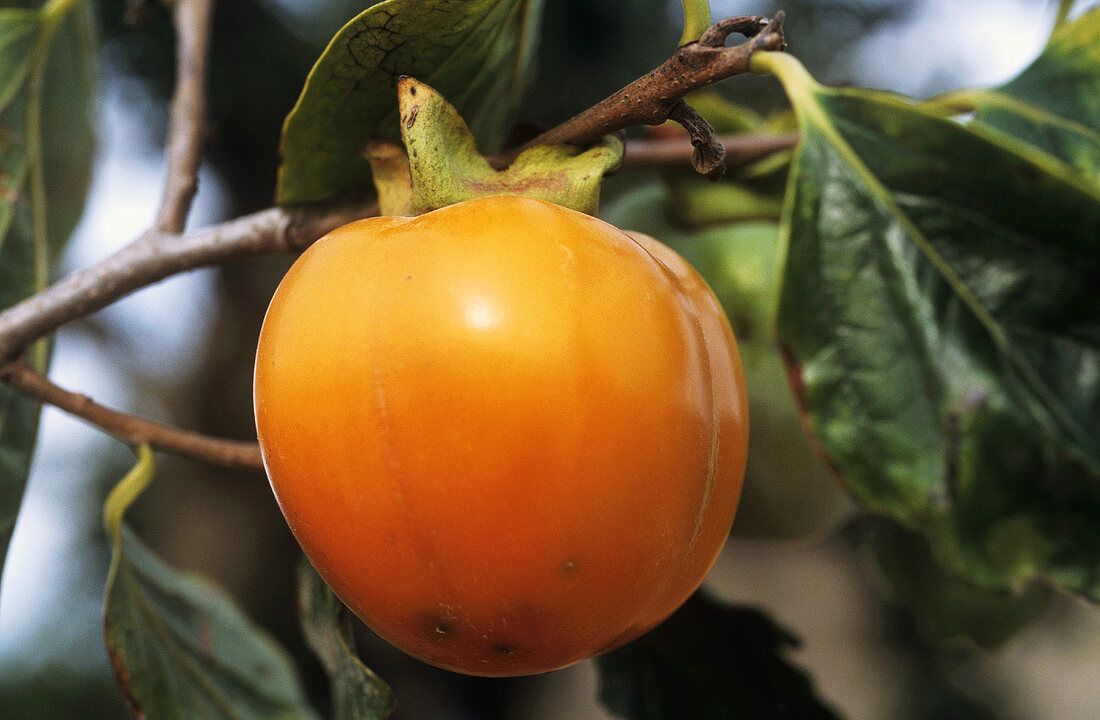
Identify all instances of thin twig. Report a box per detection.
[0,12,789,363]
[0,10,793,473]
[619,131,799,171]
[0,15,789,374]
[0,201,378,363]
[666,99,725,179]
[500,13,786,168]
[155,0,215,234]
[0,131,796,364]
[0,360,263,470]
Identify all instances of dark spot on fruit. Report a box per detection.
[493,643,516,657]
[423,606,462,641]
[405,275,413,280]
[406,106,418,129]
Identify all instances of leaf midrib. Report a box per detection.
[945,88,1100,151]
[118,553,305,720]
[796,86,1100,468]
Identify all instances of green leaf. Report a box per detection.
[958,5,1100,182]
[0,0,96,598]
[596,593,842,720]
[854,516,1054,648]
[370,77,622,217]
[39,2,95,253]
[297,561,394,720]
[686,91,765,135]
[276,0,545,205]
[755,51,1100,598]
[677,0,711,47]
[665,174,785,226]
[0,9,47,600]
[103,446,319,720]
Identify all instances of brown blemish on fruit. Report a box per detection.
[423,605,461,641]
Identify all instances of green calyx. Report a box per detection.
[367,77,623,217]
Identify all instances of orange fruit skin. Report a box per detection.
[254,196,748,676]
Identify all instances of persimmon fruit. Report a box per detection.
[254,195,749,676]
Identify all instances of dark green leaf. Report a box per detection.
[0,9,45,597]
[757,52,1100,599]
[103,447,318,720]
[596,592,842,720]
[298,561,394,720]
[665,174,785,226]
[853,516,1053,648]
[0,1,96,595]
[276,0,545,204]
[970,5,1100,182]
[40,2,95,253]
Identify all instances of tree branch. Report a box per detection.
[0,132,797,365]
[0,12,788,365]
[0,201,378,363]
[499,13,786,170]
[0,11,792,471]
[0,360,263,470]
[155,0,214,234]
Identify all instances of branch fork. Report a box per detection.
[0,10,791,471]
[502,13,786,179]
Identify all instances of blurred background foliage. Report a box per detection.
[2,1,1099,719]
